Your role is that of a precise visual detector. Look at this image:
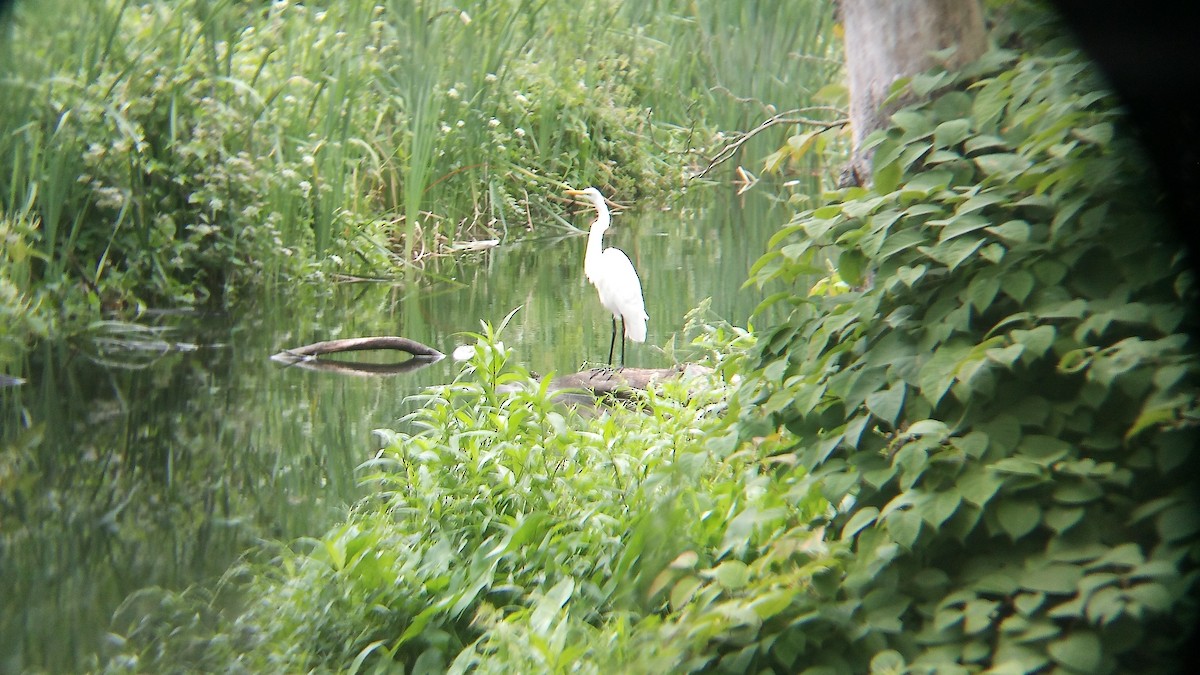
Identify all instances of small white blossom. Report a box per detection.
[488,118,500,128]
[485,73,497,83]
[514,127,526,138]
[447,87,460,99]
[298,180,312,196]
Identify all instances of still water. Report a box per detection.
[0,188,790,671]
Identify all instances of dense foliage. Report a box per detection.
[29,3,1199,673]
[0,0,836,349]
[736,16,1199,674]
[103,319,832,672]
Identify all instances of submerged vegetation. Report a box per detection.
[0,0,837,350]
[89,4,1198,673]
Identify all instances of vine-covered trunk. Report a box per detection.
[839,0,986,185]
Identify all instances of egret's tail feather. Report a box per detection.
[624,311,648,343]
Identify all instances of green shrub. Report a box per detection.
[102,316,821,672]
[735,23,1198,675]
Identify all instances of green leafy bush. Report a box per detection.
[102,318,833,672]
[737,26,1198,675]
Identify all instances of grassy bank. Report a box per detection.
[0,0,838,356]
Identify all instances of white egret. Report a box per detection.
[567,187,648,367]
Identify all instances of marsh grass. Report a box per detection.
[0,0,838,332]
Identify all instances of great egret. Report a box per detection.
[566,187,648,367]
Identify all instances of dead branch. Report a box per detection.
[691,107,848,180]
[270,336,444,363]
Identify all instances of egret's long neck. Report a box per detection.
[583,199,609,282]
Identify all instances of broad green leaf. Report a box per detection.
[1047,630,1102,673]
[1126,582,1173,612]
[962,598,999,634]
[937,214,990,241]
[1156,503,1200,542]
[901,169,951,196]
[896,264,927,287]
[762,148,788,174]
[974,153,1032,178]
[951,431,988,458]
[842,507,880,540]
[959,466,1004,507]
[1042,506,1084,534]
[1072,122,1113,146]
[838,249,868,287]
[866,383,906,426]
[920,236,983,271]
[1017,434,1071,464]
[892,109,934,136]
[887,508,923,548]
[933,119,971,148]
[869,649,906,675]
[986,343,1024,368]
[955,190,1007,215]
[966,275,1001,312]
[1014,591,1045,616]
[1052,479,1103,505]
[970,76,1009,130]
[670,576,701,611]
[749,589,796,620]
[874,161,903,194]
[997,499,1041,540]
[979,242,1006,263]
[964,133,1007,154]
[711,560,750,590]
[1086,588,1126,626]
[1125,402,1181,441]
[1010,324,1056,359]
[985,219,1031,244]
[1021,563,1082,593]
[907,419,949,438]
[991,457,1045,477]
[924,489,961,528]
[877,229,928,261]
[980,414,1022,453]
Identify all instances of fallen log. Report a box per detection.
[543,364,712,397]
[270,336,444,375]
[272,336,444,360]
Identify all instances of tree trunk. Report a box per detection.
[839,0,987,185]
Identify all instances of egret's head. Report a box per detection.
[566,186,606,211]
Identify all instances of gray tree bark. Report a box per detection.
[840,0,987,185]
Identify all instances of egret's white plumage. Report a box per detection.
[568,187,648,366]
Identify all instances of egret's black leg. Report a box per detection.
[607,317,618,366]
[619,319,627,367]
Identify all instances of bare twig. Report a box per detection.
[691,107,848,180]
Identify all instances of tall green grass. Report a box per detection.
[0,0,839,331]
